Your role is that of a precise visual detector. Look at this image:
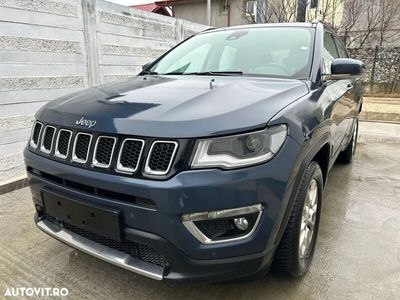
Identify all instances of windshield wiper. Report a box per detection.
[140,70,159,75]
[162,71,243,76]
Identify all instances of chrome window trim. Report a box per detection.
[144,141,178,176]
[54,129,72,159]
[182,204,263,244]
[29,121,43,149]
[40,125,56,154]
[71,132,92,164]
[92,136,117,168]
[115,138,145,174]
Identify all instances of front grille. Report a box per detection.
[55,130,72,158]
[93,136,116,168]
[30,122,43,148]
[44,213,168,268]
[40,126,56,153]
[73,133,92,163]
[145,142,178,175]
[28,122,185,179]
[117,139,144,173]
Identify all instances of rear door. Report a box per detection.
[323,31,353,157]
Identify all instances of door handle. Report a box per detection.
[346,83,353,90]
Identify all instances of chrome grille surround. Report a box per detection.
[40,125,56,154]
[72,132,92,164]
[30,121,43,149]
[92,136,117,168]
[29,122,182,178]
[116,138,145,174]
[54,129,72,159]
[144,141,178,176]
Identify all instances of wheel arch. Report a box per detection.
[273,133,331,249]
[312,142,330,185]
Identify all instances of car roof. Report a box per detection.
[199,22,318,35]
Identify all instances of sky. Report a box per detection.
[104,0,154,6]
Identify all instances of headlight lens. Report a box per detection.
[191,124,287,169]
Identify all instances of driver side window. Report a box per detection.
[323,32,339,74]
[334,36,349,58]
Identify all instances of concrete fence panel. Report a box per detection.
[0,0,208,186]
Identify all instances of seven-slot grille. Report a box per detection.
[29,122,179,177]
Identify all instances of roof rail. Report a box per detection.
[201,27,216,32]
[314,20,337,33]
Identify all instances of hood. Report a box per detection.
[38,75,309,138]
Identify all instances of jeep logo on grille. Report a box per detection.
[75,117,96,129]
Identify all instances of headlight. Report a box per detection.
[191,124,287,169]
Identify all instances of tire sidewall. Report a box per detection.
[296,162,324,274]
[352,118,359,155]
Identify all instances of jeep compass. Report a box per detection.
[24,22,364,281]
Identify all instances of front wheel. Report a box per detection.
[273,161,323,277]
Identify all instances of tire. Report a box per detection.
[338,118,359,164]
[272,161,323,277]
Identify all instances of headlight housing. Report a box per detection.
[191,124,287,169]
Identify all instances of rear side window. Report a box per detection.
[334,36,349,58]
[323,32,339,74]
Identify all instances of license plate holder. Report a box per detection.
[41,189,122,240]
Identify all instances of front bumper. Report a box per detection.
[24,136,300,281]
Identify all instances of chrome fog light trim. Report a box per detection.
[182,204,263,244]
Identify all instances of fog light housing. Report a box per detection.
[182,204,263,244]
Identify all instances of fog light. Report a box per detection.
[182,204,263,244]
[234,217,249,231]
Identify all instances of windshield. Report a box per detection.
[150,27,314,79]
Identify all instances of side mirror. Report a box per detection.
[325,58,365,80]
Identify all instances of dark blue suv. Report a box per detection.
[24,22,364,282]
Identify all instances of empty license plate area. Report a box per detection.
[41,189,122,240]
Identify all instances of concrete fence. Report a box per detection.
[349,47,400,94]
[0,0,208,187]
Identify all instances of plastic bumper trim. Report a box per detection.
[36,219,164,280]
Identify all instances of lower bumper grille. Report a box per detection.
[44,214,168,268]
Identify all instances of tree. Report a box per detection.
[242,0,297,23]
[318,0,400,47]
[242,0,400,48]
[377,0,400,46]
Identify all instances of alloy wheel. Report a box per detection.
[299,178,318,259]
